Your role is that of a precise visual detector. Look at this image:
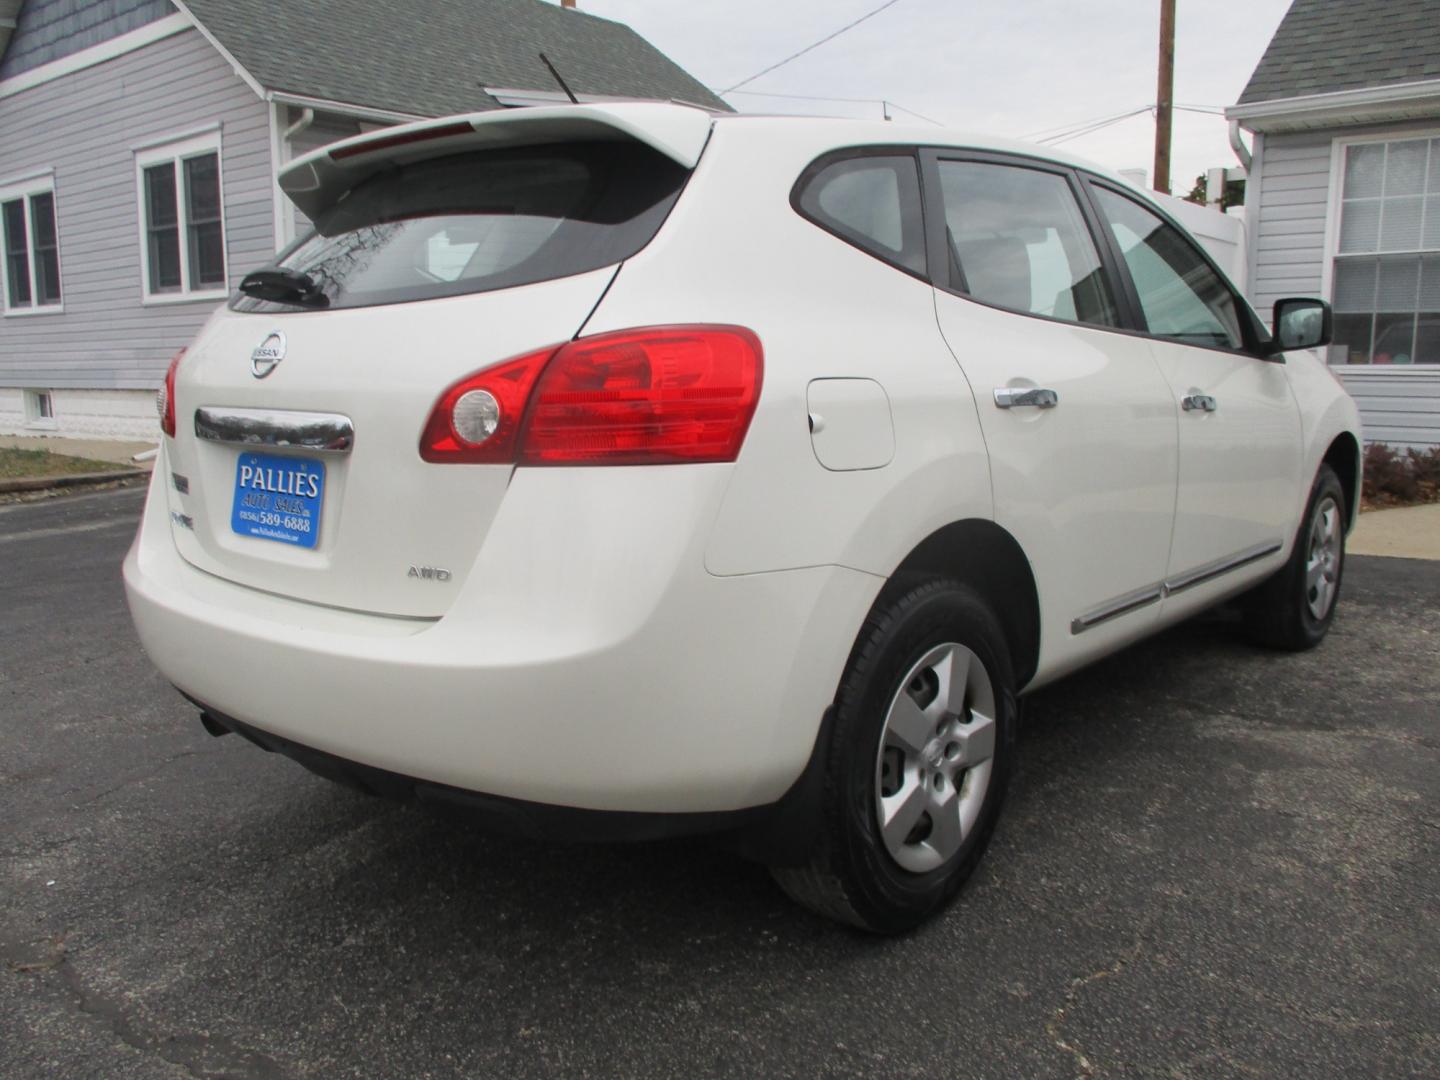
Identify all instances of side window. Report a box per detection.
[796,154,926,275]
[1091,186,1244,350]
[935,159,1118,327]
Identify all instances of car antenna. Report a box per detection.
[539,53,580,104]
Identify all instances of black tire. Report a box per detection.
[772,579,1017,934]
[1243,463,1347,651]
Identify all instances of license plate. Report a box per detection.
[231,452,325,549]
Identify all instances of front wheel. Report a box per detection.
[1243,463,1346,650]
[771,579,1017,933]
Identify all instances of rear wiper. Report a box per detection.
[238,267,329,308]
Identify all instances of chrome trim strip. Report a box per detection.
[1070,585,1164,635]
[1163,540,1283,596]
[193,407,354,454]
[1071,540,1285,635]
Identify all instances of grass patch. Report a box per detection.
[0,447,128,480]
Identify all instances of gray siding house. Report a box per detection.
[1228,0,1440,448]
[0,0,724,439]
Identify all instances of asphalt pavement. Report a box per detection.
[2,487,1437,1079]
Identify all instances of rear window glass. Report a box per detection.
[795,154,927,276]
[231,142,689,313]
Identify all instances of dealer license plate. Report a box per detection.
[231,452,325,549]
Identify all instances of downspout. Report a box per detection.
[1228,119,1252,170]
[274,107,315,250]
[284,106,315,143]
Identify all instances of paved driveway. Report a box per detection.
[2,488,1436,1078]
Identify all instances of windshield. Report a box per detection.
[232,141,689,313]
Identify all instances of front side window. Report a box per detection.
[1091,185,1243,350]
[795,154,927,275]
[1330,136,1439,365]
[935,159,1117,327]
[1,179,62,313]
[136,133,226,300]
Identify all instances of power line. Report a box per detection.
[1030,106,1153,144]
[718,90,1221,141]
[1021,106,1148,141]
[720,0,912,94]
[720,88,944,126]
[1042,109,1153,146]
[1022,99,1228,143]
[885,101,943,126]
[1024,102,1227,147]
[725,89,895,104]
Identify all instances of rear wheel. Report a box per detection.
[772,579,1016,933]
[1243,464,1346,650]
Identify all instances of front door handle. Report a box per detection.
[1181,394,1217,413]
[994,387,1059,409]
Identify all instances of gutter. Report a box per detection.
[1227,77,1440,132]
[266,90,428,126]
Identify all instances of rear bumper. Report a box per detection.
[192,701,833,859]
[124,459,881,814]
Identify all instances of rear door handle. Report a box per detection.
[1181,394,1217,413]
[994,387,1059,409]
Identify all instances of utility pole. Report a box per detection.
[1153,0,1176,194]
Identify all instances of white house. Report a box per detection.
[1228,0,1440,448]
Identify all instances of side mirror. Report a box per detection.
[1272,297,1332,352]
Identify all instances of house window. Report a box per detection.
[135,132,226,301]
[0,175,62,315]
[25,389,56,429]
[1330,136,1440,365]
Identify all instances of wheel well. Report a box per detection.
[1323,432,1361,529]
[887,520,1041,688]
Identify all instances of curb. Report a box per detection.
[0,469,149,495]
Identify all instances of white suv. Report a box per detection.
[124,104,1361,932]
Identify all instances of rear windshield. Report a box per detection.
[231,142,689,313]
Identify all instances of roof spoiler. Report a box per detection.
[278,102,715,221]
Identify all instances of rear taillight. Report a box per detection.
[418,347,557,464]
[523,326,764,465]
[419,326,763,466]
[157,348,186,438]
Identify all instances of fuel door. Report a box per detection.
[806,378,895,472]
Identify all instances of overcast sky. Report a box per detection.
[575,0,1294,193]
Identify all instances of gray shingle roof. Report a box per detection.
[1,0,172,80]
[0,1,18,76]
[179,0,729,116]
[1238,0,1440,104]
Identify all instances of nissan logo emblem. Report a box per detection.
[251,331,287,379]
